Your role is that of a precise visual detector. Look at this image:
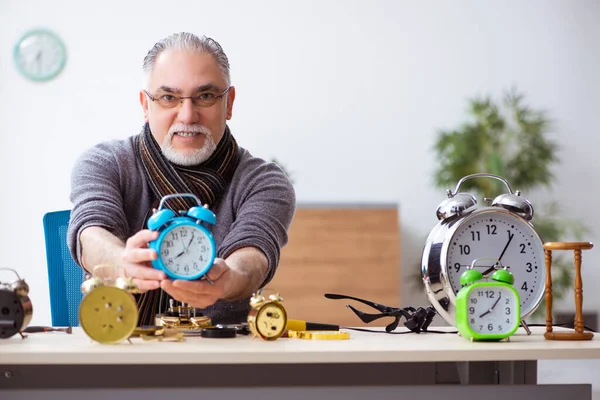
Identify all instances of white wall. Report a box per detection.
[0,0,599,326]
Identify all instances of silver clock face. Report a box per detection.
[444,210,545,319]
[159,225,213,278]
[466,285,519,334]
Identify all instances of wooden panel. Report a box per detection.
[267,206,401,328]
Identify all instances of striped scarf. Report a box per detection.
[134,123,241,326]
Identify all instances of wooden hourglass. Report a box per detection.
[543,241,594,340]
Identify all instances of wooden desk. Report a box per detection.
[0,326,597,399]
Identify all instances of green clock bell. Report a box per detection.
[455,258,520,341]
[147,193,217,281]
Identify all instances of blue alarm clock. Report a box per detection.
[147,194,217,281]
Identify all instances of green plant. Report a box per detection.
[420,87,589,315]
[434,88,557,195]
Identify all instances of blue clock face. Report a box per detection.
[13,29,67,82]
[157,222,215,280]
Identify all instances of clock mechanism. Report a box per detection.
[155,298,211,331]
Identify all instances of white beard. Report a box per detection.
[160,124,217,166]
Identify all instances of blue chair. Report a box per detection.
[43,210,84,327]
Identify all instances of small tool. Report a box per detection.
[23,326,72,334]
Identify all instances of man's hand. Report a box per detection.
[160,258,231,308]
[122,229,166,292]
[160,247,268,308]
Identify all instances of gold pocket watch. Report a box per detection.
[79,264,139,344]
[247,290,287,341]
[0,268,32,339]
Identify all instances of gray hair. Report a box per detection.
[142,32,231,88]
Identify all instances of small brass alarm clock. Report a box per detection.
[247,290,287,341]
[455,259,520,341]
[421,173,545,334]
[0,268,32,339]
[79,265,139,344]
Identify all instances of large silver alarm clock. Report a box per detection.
[421,173,545,334]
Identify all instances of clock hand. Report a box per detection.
[188,232,195,249]
[174,250,185,258]
[182,232,195,253]
[175,238,190,258]
[481,265,497,277]
[35,51,43,73]
[490,291,502,311]
[479,234,514,276]
[497,232,514,263]
[479,292,502,318]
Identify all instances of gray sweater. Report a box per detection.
[67,135,296,323]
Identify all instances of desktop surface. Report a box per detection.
[1,326,599,365]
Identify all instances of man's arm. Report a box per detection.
[217,161,296,289]
[160,160,295,309]
[79,226,165,292]
[79,226,127,274]
[67,140,165,292]
[222,247,269,300]
[67,141,131,266]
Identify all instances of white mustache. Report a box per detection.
[167,124,212,136]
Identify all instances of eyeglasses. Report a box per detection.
[324,293,439,334]
[144,86,231,109]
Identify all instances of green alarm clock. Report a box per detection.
[147,193,217,281]
[455,258,520,341]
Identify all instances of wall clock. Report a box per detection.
[13,28,67,82]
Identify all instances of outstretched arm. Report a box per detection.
[161,161,295,308]
[80,226,166,292]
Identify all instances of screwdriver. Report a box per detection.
[23,326,73,334]
[286,320,339,331]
